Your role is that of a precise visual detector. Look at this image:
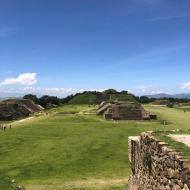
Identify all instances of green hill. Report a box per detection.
[69,93,99,104]
[68,90,137,104]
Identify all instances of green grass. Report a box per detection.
[0,174,14,190]
[1,105,190,189]
[174,104,190,112]
[144,105,190,130]
[69,94,98,104]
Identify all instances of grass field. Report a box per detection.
[174,103,190,112]
[1,105,190,190]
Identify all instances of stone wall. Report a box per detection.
[127,132,190,190]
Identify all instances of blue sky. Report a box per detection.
[0,0,190,97]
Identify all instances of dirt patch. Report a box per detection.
[16,117,34,123]
[169,135,190,148]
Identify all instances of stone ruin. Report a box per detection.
[97,101,157,120]
[127,132,190,190]
[0,99,44,121]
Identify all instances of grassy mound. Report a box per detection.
[69,91,137,105]
[69,94,98,104]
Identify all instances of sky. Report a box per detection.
[0,0,190,97]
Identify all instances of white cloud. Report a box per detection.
[0,73,37,86]
[181,82,190,90]
[0,86,106,97]
[133,85,166,95]
[21,87,106,96]
[22,87,78,95]
[145,13,190,22]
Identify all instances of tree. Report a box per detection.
[139,96,151,104]
[103,89,118,95]
[38,95,61,108]
[120,90,128,94]
[23,94,38,104]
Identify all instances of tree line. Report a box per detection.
[23,89,190,108]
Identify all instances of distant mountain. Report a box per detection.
[146,93,172,99]
[0,92,24,99]
[146,93,190,99]
[173,93,190,99]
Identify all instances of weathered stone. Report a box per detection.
[165,185,171,190]
[169,152,177,160]
[183,161,190,169]
[158,141,168,146]
[175,161,180,169]
[171,169,180,179]
[169,179,175,188]
[162,177,168,185]
[127,133,190,190]
[162,146,172,154]
[172,184,182,190]
[175,155,184,160]
[177,180,184,188]
[183,184,190,190]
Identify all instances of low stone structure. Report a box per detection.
[0,99,44,121]
[97,101,157,120]
[127,132,190,190]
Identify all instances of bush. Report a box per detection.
[0,174,25,190]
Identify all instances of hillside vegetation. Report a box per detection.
[22,89,190,107]
[69,90,137,104]
[1,105,190,189]
[23,89,138,107]
[69,93,99,104]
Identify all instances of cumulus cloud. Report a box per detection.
[133,85,166,95]
[181,82,190,90]
[22,87,78,95]
[0,73,37,86]
[21,87,106,96]
[0,86,106,97]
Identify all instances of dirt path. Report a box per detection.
[15,116,34,123]
[169,135,190,148]
[26,178,127,190]
[11,112,50,128]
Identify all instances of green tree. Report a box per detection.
[23,94,39,104]
[140,96,151,104]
